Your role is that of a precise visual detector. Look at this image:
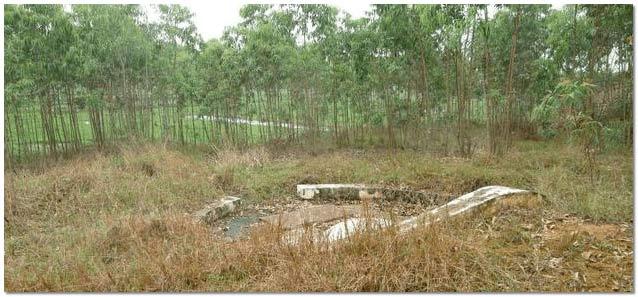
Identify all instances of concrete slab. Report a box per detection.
[325,218,391,241]
[397,186,539,232]
[260,204,363,229]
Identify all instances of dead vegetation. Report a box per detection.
[4,141,633,292]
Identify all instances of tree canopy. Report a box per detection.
[4,4,633,161]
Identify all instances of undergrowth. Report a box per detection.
[4,140,633,291]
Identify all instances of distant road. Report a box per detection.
[188,115,330,131]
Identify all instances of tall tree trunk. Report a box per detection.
[568,4,579,76]
[41,89,57,155]
[483,7,498,156]
[587,8,601,119]
[504,8,522,149]
[332,79,339,145]
[418,48,429,117]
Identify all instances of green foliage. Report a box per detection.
[531,79,597,137]
[3,4,633,160]
[603,120,631,150]
[532,79,612,181]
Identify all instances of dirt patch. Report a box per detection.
[542,214,628,241]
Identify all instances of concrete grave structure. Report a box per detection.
[286,185,541,244]
[194,196,242,225]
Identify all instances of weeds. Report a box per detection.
[4,141,633,291]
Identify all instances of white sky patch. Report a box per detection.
[171,2,565,41]
[176,2,372,41]
[181,2,244,41]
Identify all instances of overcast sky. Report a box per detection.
[144,3,564,42]
[164,2,372,41]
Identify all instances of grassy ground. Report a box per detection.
[4,140,633,291]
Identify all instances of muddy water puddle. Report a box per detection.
[224,215,261,238]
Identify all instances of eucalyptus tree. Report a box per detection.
[369,4,414,148]
[508,5,553,132]
[198,39,227,141]
[156,4,201,143]
[5,5,76,154]
[434,4,477,156]
[76,5,153,140]
[478,4,500,156]
[341,16,376,141]
[546,5,593,78]
[581,5,633,146]
[4,3,633,160]
[5,4,37,157]
[242,19,294,140]
[306,5,341,142]
[288,4,340,141]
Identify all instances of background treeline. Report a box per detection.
[4,4,633,162]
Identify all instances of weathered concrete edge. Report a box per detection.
[295,184,455,207]
[397,185,534,233]
[296,184,367,200]
[194,196,242,225]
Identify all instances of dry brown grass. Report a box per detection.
[4,142,633,292]
[209,144,272,170]
[6,204,631,292]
